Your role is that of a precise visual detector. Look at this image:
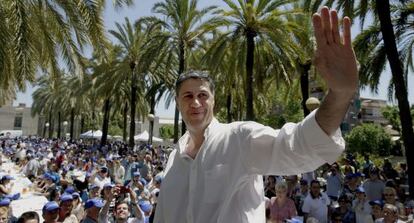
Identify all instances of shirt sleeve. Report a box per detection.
[239,109,345,175]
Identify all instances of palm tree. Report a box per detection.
[308,0,414,199]
[0,0,133,102]
[32,72,67,138]
[148,0,219,142]
[209,0,302,121]
[109,18,162,147]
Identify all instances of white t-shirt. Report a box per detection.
[302,192,330,223]
[155,111,344,223]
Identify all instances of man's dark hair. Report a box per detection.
[310,180,320,187]
[175,70,215,95]
[17,211,40,223]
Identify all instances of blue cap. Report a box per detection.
[369,200,384,207]
[60,193,73,202]
[103,183,114,189]
[85,198,104,209]
[133,172,140,177]
[64,186,76,194]
[43,173,56,182]
[1,175,14,181]
[0,198,11,206]
[89,184,100,190]
[356,186,365,193]
[72,192,80,198]
[138,200,152,212]
[85,172,92,177]
[42,201,60,213]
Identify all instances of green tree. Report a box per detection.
[345,123,393,156]
[0,0,133,103]
[109,18,159,147]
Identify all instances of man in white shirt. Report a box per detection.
[302,180,330,223]
[155,6,358,223]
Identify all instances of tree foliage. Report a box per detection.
[345,123,393,156]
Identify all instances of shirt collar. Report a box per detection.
[178,118,220,157]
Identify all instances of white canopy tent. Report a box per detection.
[134,130,163,143]
[80,130,111,139]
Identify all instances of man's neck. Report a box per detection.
[185,130,205,159]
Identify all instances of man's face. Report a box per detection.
[115,203,129,220]
[310,183,320,196]
[60,200,73,214]
[176,78,214,133]
[88,206,101,218]
[43,210,59,223]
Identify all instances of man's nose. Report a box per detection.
[190,98,201,107]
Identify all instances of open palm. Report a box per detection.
[312,7,358,94]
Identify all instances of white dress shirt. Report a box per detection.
[154,110,344,223]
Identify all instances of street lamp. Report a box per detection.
[148,114,155,145]
[63,121,68,140]
[44,122,50,138]
[305,97,321,112]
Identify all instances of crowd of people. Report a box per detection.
[0,137,413,223]
[0,137,168,223]
[263,154,414,222]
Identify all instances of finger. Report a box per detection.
[312,14,327,48]
[331,10,340,44]
[343,17,352,47]
[321,7,333,44]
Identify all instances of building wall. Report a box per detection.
[0,101,40,136]
[360,97,388,125]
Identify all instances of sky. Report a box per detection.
[14,0,414,118]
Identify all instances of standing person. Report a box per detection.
[268,182,297,223]
[324,163,343,201]
[154,6,358,223]
[302,180,331,223]
[363,167,385,201]
[352,187,373,223]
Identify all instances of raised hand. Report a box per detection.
[312,7,358,95]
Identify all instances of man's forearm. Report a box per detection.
[316,90,354,136]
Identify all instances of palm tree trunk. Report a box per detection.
[226,93,232,123]
[246,31,256,120]
[48,110,53,138]
[101,98,111,147]
[173,106,180,143]
[148,94,156,145]
[80,115,85,134]
[300,61,311,117]
[376,0,414,199]
[70,108,75,140]
[123,103,128,142]
[57,111,61,139]
[129,64,137,148]
[179,40,187,136]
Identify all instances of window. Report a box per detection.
[14,116,22,129]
